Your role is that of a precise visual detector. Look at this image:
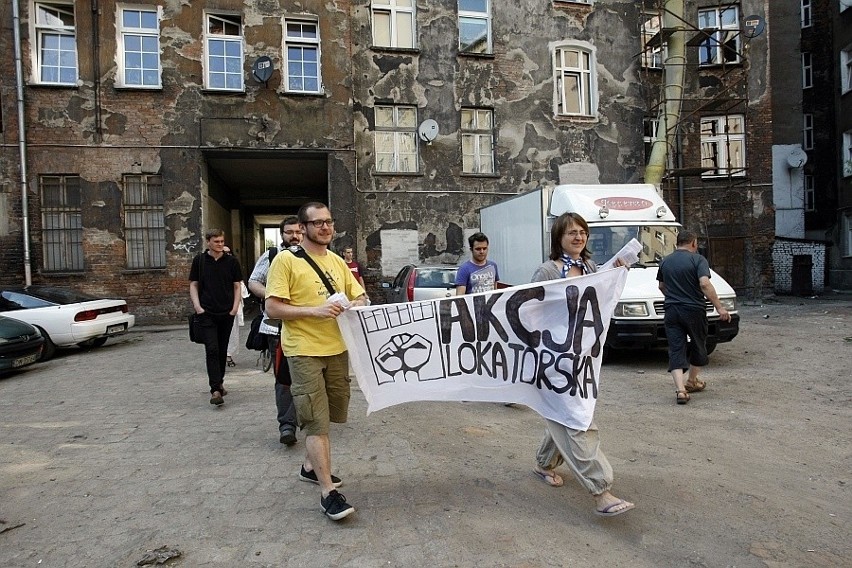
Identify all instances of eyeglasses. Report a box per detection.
[306,219,335,228]
[566,230,588,238]
[282,229,302,236]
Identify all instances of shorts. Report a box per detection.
[664,304,709,372]
[287,353,351,436]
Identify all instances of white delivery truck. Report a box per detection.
[480,184,739,354]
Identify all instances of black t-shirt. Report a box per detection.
[657,249,711,310]
[189,251,243,315]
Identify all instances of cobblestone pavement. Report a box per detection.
[1,297,850,567]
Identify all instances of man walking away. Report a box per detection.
[248,216,303,445]
[265,202,367,521]
[189,229,243,406]
[657,230,731,405]
[455,232,500,295]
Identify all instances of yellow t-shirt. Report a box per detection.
[266,249,365,357]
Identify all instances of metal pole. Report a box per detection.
[12,0,32,285]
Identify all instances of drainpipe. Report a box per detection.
[12,0,32,285]
[645,0,686,191]
[91,0,102,142]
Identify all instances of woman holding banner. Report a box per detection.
[530,212,635,517]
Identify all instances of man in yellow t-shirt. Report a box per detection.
[266,202,366,521]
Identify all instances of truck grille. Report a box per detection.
[653,301,714,315]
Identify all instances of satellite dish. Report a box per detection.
[252,56,273,84]
[743,15,765,38]
[418,119,439,144]
[786,147,808,169]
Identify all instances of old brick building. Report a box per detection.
[2,0,829,324]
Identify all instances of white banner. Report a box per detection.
[338,267,628,431]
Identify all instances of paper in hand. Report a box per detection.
[327,292,351,309]
[599,238,642,270]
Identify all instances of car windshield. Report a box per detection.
[415,268,457,288]
[586,225,680,266]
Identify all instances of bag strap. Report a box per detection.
[268,246,278,264]
[288,246,337,296]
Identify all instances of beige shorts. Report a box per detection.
[287,353,351,436]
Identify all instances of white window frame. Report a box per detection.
[697,5,741,66]
[374,105,418,173]
[204,13,244,91]
[700,114,746,178]
[802,52,813,89]
[803,113,814,150]
[459,0,491,55]
[841,45,852,95]
[843,131,852,178]
[116,5,162,88]
[40,175,83,272]
[371,0,416,49]
[641,13,665,69]
[553,41,597,118]
[124,174,166,269]
[461,108,495,174]
[804,174,815,212]
[32,1,78,86]
[284,18,322,94]
[801,0,812,27]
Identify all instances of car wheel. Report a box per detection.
[78,337,109,349]
[38,329,57,361]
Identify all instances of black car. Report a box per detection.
[0,315,44,374]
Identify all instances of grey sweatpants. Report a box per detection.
[535,419,613,496]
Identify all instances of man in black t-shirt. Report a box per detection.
[189,229,243,405]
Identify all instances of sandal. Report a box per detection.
[685,380,706,393]
[676,390,690,405]
[226,356,235,367]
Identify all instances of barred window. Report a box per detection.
[124,174,165,269]
[41,175,83,272]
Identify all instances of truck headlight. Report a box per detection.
[615,302,648,317]
[719,298,737,311]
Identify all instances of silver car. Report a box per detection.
[384,265,458,303]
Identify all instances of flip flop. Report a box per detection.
[595,499,635,517]
[533,468,564,487]
[685,380,706,393]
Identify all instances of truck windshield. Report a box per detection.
[586,225,680,266]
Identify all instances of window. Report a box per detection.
[801,0,812,27]
[842,0,851,13]
[33,2,77,85]
[844,213,852,257]
[697,5,741,66]
[40,175,83,272]
[554,43,596,117]
[284,19,321,93]
[804,174,815,212]
[118,6,160,88]
[841,45,852,94]
[124,175,165,269]
[700,115,746,177]
[459,0,491,55]
[641,13,665,69]
[803,114,814,150]
[802,52,813,89]
[643,117,675,168]
[374,105,418,173]
[461,108,494,174]
[843,131,852,177]
[371,0,415,49]
[205,14,243,91]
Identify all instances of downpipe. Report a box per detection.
[12,0,32,285]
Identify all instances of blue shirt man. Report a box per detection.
[455,232,499,295]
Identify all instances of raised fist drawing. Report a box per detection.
[375,333,432,382]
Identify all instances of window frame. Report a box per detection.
[374,104,419,174]
[116,4,162,89]
[204,13,244,92]
[841,45,852,95]
[843,131,852,178]
[802,52,813,89]
[283,17,323,94]
[641,12,665,69]
[697,5,741,67]
[801,0,812,28]
[32,1,78,86]
[553,41,597,118]
[40,174,84,273]
[123,174,166,270]
[803,113,814,150]
[804,174,815,212]
[458,0,492,55]
[460,108,495,175]
[371,0,416,50]
[699,114,747,178]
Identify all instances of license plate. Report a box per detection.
[106,324,127,335]
[13,353,39,368]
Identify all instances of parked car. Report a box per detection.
[384,265,458,303]
[0,315,44,374]
[0,286,135,360]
